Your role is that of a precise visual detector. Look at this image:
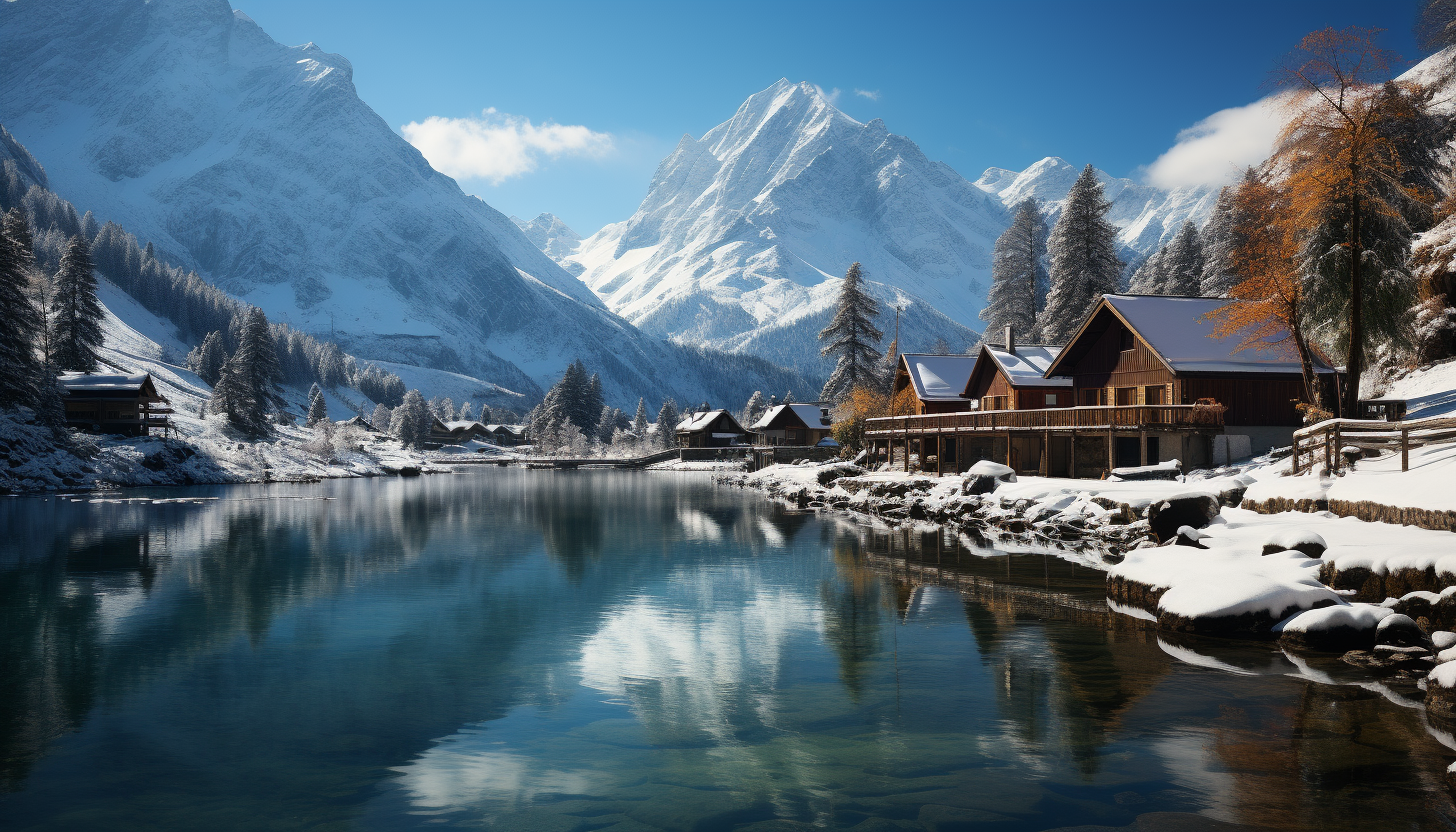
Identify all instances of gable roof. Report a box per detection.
[749,404,831,431]
[899,354,976,402]
[58,372,166,400]
[1045,294,1336,377]
[676,409,746,434]
[980,344,1072,388]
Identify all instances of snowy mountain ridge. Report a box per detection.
[559,81,1222,376]
[0,0,810,408]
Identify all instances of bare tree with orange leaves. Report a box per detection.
[1272,27,1444,415]
[1209,172,1325,414]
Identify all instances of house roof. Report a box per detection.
[486,424,522,434]
[676,409,746,433]
[900,354,976,401]
[750,404,831,431]
[445,420,488,432]
[1046,294,1335,377]
[58,372,166,400]
[980,344,1072,388]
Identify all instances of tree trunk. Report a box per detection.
[1292,321,1321,415]
[1344,180,1363,419]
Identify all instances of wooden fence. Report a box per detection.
[1291,414,1456,475]
[864,403,1226,436]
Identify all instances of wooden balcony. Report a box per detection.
[865,403,1226,437]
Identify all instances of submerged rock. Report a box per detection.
[1376,613,1432,649]
[1275,603,1391,653]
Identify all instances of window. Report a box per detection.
[1115,387,1136,406]
[1045,393,1057,406]
[1081,389,1100,407]
[1144,385,1165,405]
[1119,329,1135,351]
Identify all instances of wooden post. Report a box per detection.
[1402,427,1409,472]
[1139,429,1147,466]
[935,433,943,477]
[1106,427,1115,474]
[1333,424,1342,473]
[1039,430,1050,477]
[1070,431,1077,479]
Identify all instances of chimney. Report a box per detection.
[1004,325,1015,354]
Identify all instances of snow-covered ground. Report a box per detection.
[1245,440,1456,514]
[1366,358,1456,420]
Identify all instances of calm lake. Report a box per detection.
[1,470,1453,831]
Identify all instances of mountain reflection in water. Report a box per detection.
[0,470,1451,831]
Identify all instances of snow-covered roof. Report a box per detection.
[750,404,831,431]
[676,409,743,433]
[485,424,522,434]
[58,372,152,393]
[982,344,1071,387]
[1059,295,1335,376]
[900,354,976,401]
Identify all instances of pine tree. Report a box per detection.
[478,404,493,425]
[819,262,884,404]
[306,383,328,426]
[51,235,103,372]
[981,200,1048,338]
[1159,222,1205,296]
[0,220,45,409]
[209,307,283,436]
[656,399,679,449]
[596,405,616,444]
[370,403,392,432]
[1039,165,1124,343]
[1127,249,1166,294]
[742,391,765,426]
[583,373,605,432]
[436,396,456,422]
[876,339,900,394]
[1200,180,1247,297]
[391,389,431,448]
[458,402,474,422]
[632,397,650,437]
[187,330,228,386]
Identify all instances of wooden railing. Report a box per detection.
[1291,414,1456,475]
[864,403,1226,436]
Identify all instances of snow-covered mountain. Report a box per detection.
[567,80,999,377]
[561,81,1221,376]
[511,213,584,275]
[973,157,1220,266]
[0,0,809,407]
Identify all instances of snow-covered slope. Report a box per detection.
[567,80,997,376]
[512,213,584,276]
[974,156,1220,268]
[0,0,807,407]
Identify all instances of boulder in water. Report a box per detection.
[1147,493,1220,543]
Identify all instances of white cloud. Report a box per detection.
[401,108,613,184]
[813,85,842,105]
[853,89,880,101]
[1144,97,1286,190]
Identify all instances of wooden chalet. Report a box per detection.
[963,326,1071,412]
[486,424,525,446]
[750,404,833,446]
[59,373,173,437]
[891,353,976,414]
[865,295,1333,477]
[675,409,748,448]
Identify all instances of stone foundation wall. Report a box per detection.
[1242,495,1456,534]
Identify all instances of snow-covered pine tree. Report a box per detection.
[632,398,650,437]
[596,405,616,444]
[742,391,765,426]
[784,390,795,404]
[1199,180,1245,297]
[1159,222,1205,296]
[583,373,605,432]
[209,307,284,436]
[458,402,474,422]
[370,403,392,432]
[0,219,45,409]
[876,338,900,394]
[1038,165,1123,344]
[980,200,1048,338]
[189,330,228,386]
[305,383,327,427]
[1127,248,1166,294]
[478,404,493,425]
[656,399,679,449]
[51,235,103,373]
[818,262,884,404]
[437,397,455,422]
[391,389,431,448]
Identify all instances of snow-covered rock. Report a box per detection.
[512,213,584,274]
[1274,603,1393,653]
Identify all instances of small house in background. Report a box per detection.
[341,414,381,433]
[891,353,977,414]
[59,372,172,437]
[675,409,748,448]
[444,420,490,443]
[750,404,833,446]
[486,424,525,446]
[962,327,1071,411]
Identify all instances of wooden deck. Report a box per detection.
[865,403,1226,437]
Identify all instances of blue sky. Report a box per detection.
[237,0,1420,236]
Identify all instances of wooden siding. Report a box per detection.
[1070,314,1175,390]
[1181,376,1306,426]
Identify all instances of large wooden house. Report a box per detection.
[962,327,1071,411]
[675,409,748,448]
[750,404,833,446]
[59,373,172,437]
[890,353,977,414]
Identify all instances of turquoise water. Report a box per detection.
[0,470,1452,831]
